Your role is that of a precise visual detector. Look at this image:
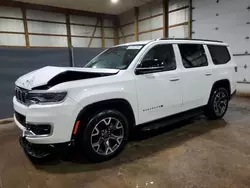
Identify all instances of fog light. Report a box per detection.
[26,124,52,136]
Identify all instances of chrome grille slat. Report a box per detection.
[15,86,28,105]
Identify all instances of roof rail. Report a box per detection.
[158,38,223,43]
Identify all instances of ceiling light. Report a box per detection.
[111,0,119,4]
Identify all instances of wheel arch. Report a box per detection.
[71,98,136,139]
[208,79,231,104]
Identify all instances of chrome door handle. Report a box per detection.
[170,77,180,81]
[205,72,212,76]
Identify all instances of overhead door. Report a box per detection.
[192,0,250,93]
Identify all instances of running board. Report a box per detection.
[140,107,204,131]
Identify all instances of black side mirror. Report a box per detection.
[135,59,164,75]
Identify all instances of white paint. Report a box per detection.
[0,33,26,46]
[0,18,24,32]
[29,35,67,47]
[27,21,67,35]
[0,6,22,18]
[26,9,66,22]
[13,39,236,145]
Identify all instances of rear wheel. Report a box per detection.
[205,87,229,119]
[78,109,129,162]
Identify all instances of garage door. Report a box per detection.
[192,0,250,93]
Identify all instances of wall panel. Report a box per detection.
[0,18,24,32]
[104,28,114,38]
[71,25,101,37]
[27,21,67,34]
[105,39,114,47]
[70,15,97,25]
[169,0,189,11]
[169,25,188,38]
[29,35,67,47]
[122,24,134,36]
[0,33,26,46]
[89,39,102,48]
[26,9,66,22]
[72,37,90,47]
[120,9,134,25]
[0,6,22,18]
[169,9,188,25]
[104,19,114,27]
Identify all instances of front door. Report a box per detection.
[134,44,182,124]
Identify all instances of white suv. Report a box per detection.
[13,39,237,162]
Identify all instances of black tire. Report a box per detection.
[78,109,129,162]
[205,87,229,120]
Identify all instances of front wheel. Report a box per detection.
[205,87,229,119]
[79,109,129,162]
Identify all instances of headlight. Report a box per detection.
[26,91,67,105]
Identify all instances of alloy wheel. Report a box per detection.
[90,117,124,156]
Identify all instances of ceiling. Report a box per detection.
[14,0,155,15]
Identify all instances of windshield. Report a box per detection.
[85,45,144,69]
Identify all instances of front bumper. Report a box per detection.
[13,96,82,144]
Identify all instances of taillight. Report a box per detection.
[234,66,238,72]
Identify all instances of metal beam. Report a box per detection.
[21,7,30,47]
[134,7,139,41]
[66,12,72,47]
[88,19,100,48]
[101,18,105,48]
[163,0,169,38]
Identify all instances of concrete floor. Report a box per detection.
[0,97,250,188]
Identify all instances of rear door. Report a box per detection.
[177,43,213,111]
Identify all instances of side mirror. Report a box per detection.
[135,59,164,75]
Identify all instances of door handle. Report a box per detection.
[170,77,180,82]
[205,72,212,76]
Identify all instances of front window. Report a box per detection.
[85,45,144,69]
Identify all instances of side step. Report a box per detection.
[140,107,204,131]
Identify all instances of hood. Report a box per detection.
[15,66,119,90]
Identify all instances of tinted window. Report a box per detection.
[208,45,231,65]
[141,44,176,71]
[179,44,208,68]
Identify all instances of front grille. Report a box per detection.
[15,111,26,127]
[15,86,28,105]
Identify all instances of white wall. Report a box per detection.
[0,5,115,48]
[192,0,250,92]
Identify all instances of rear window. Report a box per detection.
[207,45,231,65]
[178,44,208,68]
